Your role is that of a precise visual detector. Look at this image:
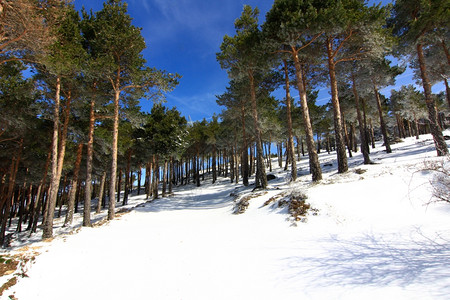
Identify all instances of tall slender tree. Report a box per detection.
[41,4,86,239]
[217,5,269,188]
[391,0,449,156]
[318,0,389,173]
[88,0,179,220]
[263,0,324,181]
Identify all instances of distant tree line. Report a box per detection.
[0,0,448,246]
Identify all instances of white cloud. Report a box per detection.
[166,91,221,120]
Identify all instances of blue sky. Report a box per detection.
[74,0,439,122]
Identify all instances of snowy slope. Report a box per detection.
[2,133,450,300]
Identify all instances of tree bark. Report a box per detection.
[64,143,83,226]
[153,156,159,199]
[283,59,297,181]
[417,43,448,156]
[96,171,107,214]
[162,159,167,197]
[84,99,96,227]
[326,37,348,173]
[373,84,392,153]
[240,107,249,186]
[117,169,122,203]
[414,113,420,140]
[292,51,322,181]
[169,157,174,194]
[43,76,62,239]
[108,88,120,220]
[123,150,132,205]
[0,139,22,245]
[212,146,217,184]
[351,74,371,164]
[248,70,267,188]
[342,113,352,158]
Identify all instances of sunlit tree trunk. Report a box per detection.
[108,87,120,220]
[373,84,392,153]
[84,98,96,227]
[64,143,83,226]
[292,51,322,181]
[326,37,348,173]
[240,107,249,186]
[417,43,448,156]
[283,60,297,181]
[248,70,267,188]
[351,74,371,164]
[43,77,62,239]
[96,171,107,214]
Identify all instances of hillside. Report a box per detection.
[1,133,449,300]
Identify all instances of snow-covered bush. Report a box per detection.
[423,156,450,204]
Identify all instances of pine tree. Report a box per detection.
[87,0,179,220]
[217,5,269,189]
[391,0,449,156]
[263,0,323,182]
[41,4,86,239]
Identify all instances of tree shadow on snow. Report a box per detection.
[134,179,236,213]
[283,228,450,297]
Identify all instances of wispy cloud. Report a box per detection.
[167,91,221,120]
[137,0,236,52]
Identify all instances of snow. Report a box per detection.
[2,133,450,300]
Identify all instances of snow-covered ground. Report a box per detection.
[2,133,450,300]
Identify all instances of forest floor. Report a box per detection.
[1,132,450,300]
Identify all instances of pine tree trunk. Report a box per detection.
[295,136,301,161]
[108,89,120,220]
[137,165,141,195]
[417,43,448,156]
[43,77,62,239]
[96,171,107,214]
[234,140,239,184]
[84,99,96,227]
[277,142,282,168]
[249,145,254,175]
[56,176,66,218]
[373,84,392,153]
[117,169,122,203]
[64,143,83,226]
[153,156,159,199]
[146,161,152,199]
[407,120,413,137]
[283,60,297,181]
[369,119,376,149]
[212,146,217,184]
[230,147,235,183]
[162,159,167,197]
[292,51,322,181]
[351,74,371,164]
[0,139,22,245]
[342,113,352,158]
[27,145,51,232]
[123,150,132,205]
[169,157,174,194]
[240,107,249,186]
[414,113,420,140]
[326,37,348,173]
[248,70,267,189]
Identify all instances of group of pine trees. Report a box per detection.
[0,0,182,244]
[216,0,449,188]
[0,0,448,246]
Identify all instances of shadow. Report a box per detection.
[135,179,237,213]
[283,228,450,297]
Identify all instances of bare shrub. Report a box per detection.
[423,156,450,204]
